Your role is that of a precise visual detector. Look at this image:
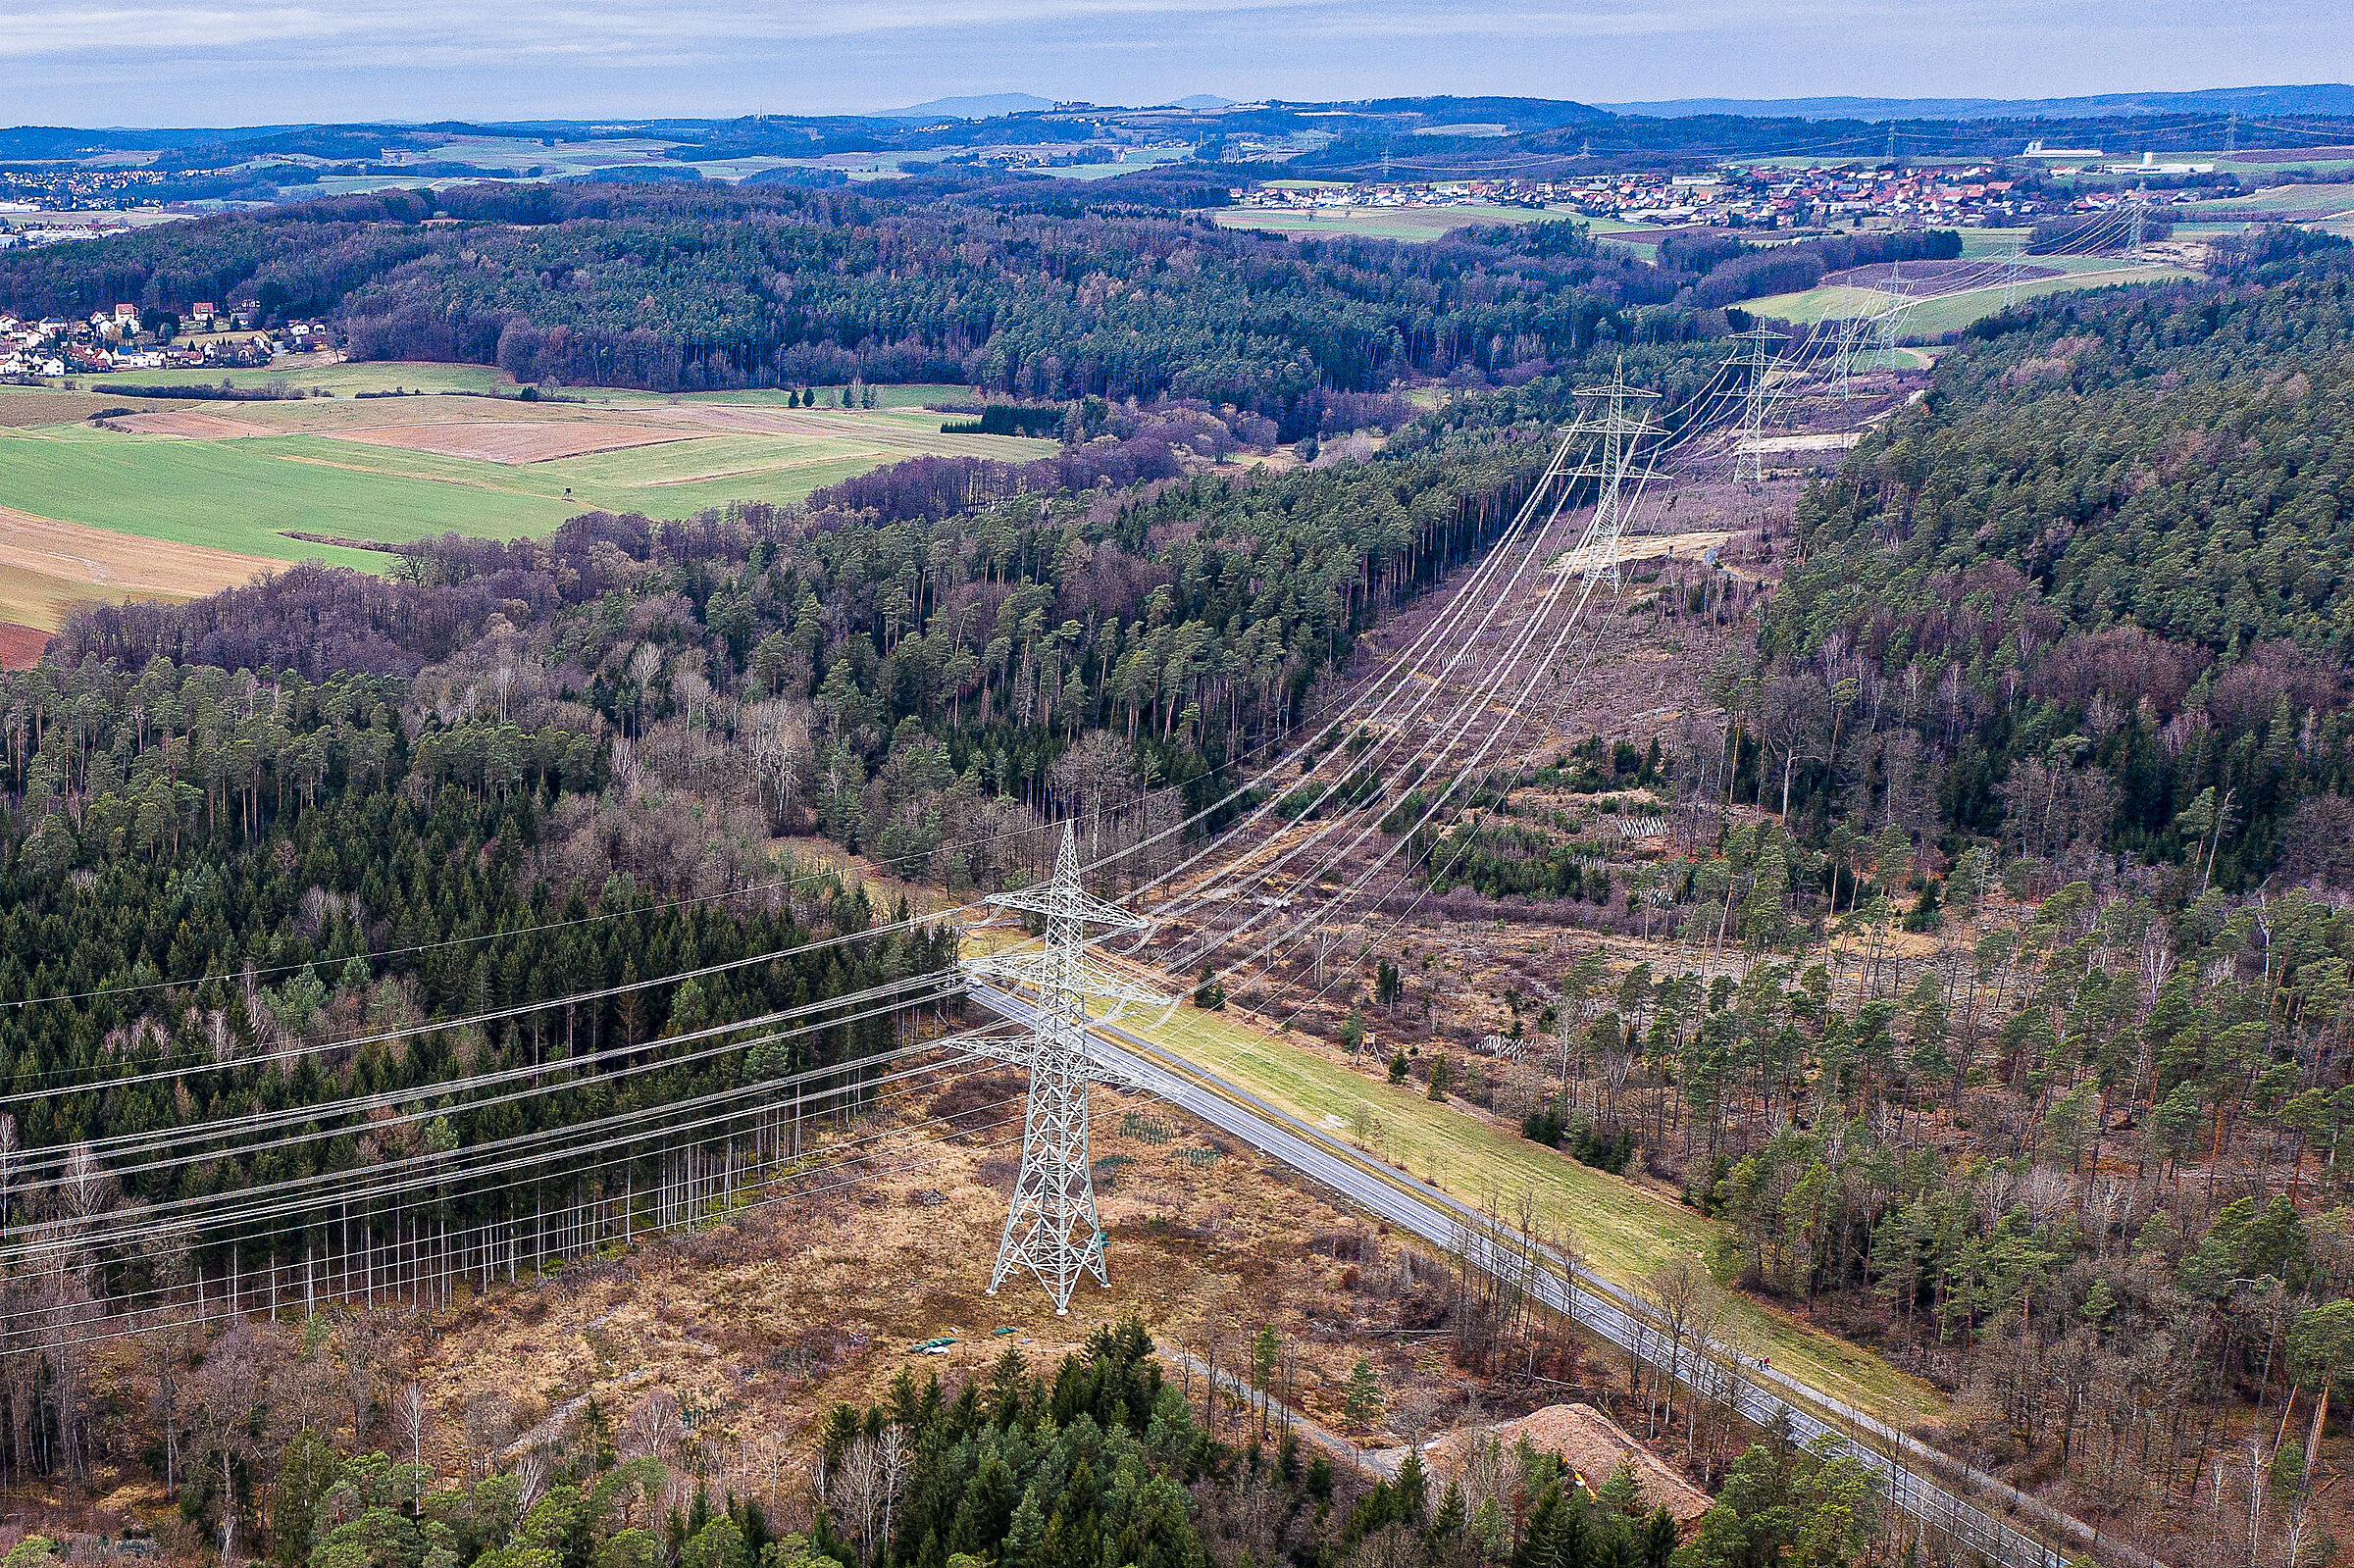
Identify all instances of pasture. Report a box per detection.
[1210,202,1581,242]
[0,384,1054,626]
[1740,255,2195,336]
[2176,181,2354,220]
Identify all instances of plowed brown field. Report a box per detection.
[320,420,703,464]
[106,409,270,438]
[0,504,280,627]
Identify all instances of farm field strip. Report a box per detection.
[317,419,705,464]
[1208,202,1583,242]
[0,381,1063,611]
[0,503,276,624]
[1741,260,2193,331]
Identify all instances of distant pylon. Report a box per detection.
[1829,316,1869,399]
[961,825,1167,1313]
[2002,246,2023,312]
[1873,297,1913,366]
[1727,327,1775,482]
[2128,190,2148,260]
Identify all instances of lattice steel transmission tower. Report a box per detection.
[962,825,1167,1312]
[1872,297,1914,368]
[1561,360,1661,589]
[1728,327,1776,482]
[1828,316,1870,399]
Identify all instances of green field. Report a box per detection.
[1209,202,1581,242]
[1082,981,1949,1428]
[77,361,522,398]
[1742,256,2194,337]
[0,387,1051,582]
[2175,181,2354,220]
[74,364,985,410]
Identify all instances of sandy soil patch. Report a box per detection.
[1551,529,1734,579]
[321,420,706,465]
[107,409,271,438]
[1743,430,1863,453]
[0,504,281,604]
[1425,1403,1714,1523]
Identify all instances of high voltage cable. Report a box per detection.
[0,1087,1033,1327]
[3,909,963,1100]
[1129,421,1593,933]
[1153,438,1599,961]
[1178,390,1688,1008]
[0,818,1062,1016]
[1164,369,1685,976]
[1193,437,1657,990]
[0,1120,1036,1359]
[1163,368,1690,987]
[0,1050,1036,1311]
[0,1027,1033,1284]
[2,970,966,1185]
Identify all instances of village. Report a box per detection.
[0,302,322,379]
[1228,153,2220,231]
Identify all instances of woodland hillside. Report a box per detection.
[0,221,2348,1567]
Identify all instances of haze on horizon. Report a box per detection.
[0,0,2346,126]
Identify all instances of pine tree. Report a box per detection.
[1342,1357,1382,1431]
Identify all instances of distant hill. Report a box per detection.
[1600,83,2354,121]
[0,124,309,159]
[866,93,1055,123]
[1170,95,1237,110]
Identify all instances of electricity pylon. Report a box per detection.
[1872,297,1913,368]
[1727,327,1776,481]
[1562,359,1661,589]
[961,824,1167,1312]
[1828,316,1870,399]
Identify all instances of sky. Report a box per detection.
[0,0,2346,125]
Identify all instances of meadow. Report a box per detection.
[1210,202,1584,242]
[1739,254,2195,336]
[0,379,1052,626]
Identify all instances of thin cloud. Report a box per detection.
[0,0,2343,121]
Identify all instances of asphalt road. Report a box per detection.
[963,977,2159,1568]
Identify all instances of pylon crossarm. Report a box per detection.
[1081,1055,1154,1093]
[963,949,1170,1011]
[984,882,1150,932]
[958,1035,1044,1069]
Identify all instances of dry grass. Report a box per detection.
[400,1081,1511,1486]
[0,505,277,627]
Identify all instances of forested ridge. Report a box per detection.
[0,183,1729,418]
[1750,231,2354,885]
[15,174,2354,1566]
